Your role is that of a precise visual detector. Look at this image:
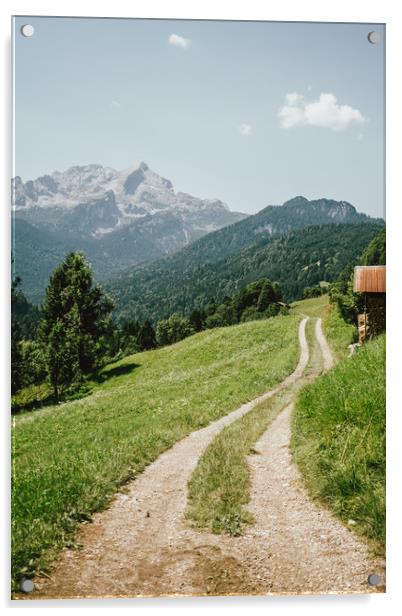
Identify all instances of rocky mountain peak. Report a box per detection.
[283,196,309,207]
[12,161,246,242]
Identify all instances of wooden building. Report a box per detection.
[353,265,386,343]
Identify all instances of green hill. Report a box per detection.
[12,313,301,588]
[151,195,378,267]
[108,222,383,322]
[14,195,382,306]
[12,218,165,305]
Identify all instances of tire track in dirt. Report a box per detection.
[24,318,309,599]
[22,317,384,599]
[243,402,384,595]
[315,317,334,371]
[244,318,384,594]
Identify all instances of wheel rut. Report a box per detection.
[23,317,383,599]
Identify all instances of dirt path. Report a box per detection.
[26,317,383,599]
[315,317,334,371]
[27,318,308,599]
[245,406,384,595]
[243,320,384,594]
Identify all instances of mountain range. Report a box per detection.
[12,162,383,310]
[154,194,378,266]
[12,162,246,302]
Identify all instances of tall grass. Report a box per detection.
[291,335,385,552]
[12,314,300,588]
[323,303,356,361]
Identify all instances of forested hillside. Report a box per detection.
[12,218,166,304]
[12,162,246,303]
[13,195,381,305]
[157,195,378,267]
[108,222,383,322]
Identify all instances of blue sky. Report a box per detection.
[13,17,385,217]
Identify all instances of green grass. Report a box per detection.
[12,314,301,589]
[11,381,53,414]
[291,334,385,553]
[323,303,357,361]
[291,294,356,360]
[291,293,329,318]
[186,317,323,536]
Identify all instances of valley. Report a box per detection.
[12,162,245,302]
[13,297,385,597]
[108,221,383,322]
[11,165,386,597]
[12,163,382,306]
[10,14,387,601]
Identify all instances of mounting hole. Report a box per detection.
[367,573,381,586]
[20,24,34,38]
[20,578,35,593]
[367,31,380,45]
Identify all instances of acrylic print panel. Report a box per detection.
[11,16,385,599]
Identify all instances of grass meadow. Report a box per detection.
[323,303,357,360]
[291,334,385,553]
[292,293,356,360]
[12,314,300,588]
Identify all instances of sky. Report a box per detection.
[13,17,385,217]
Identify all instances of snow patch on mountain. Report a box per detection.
[12,161,245,239]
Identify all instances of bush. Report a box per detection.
[303,285,323,299]
[240,306,263,323]
[265,303,281,317]
[156,314,195,346]
[205,303,237,328]
[20,340,47,386]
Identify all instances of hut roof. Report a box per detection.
[353,265,386,293]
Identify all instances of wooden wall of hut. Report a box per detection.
[364,293,386,339]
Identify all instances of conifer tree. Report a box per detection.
[11,275,23,394]
[189,308,206,332]
[39,252,113,399]
[137,320,156,351]
[257,280,276,312]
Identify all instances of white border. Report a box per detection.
[1,1,401,614]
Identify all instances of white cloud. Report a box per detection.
[168,33,191,49]
[239,123,254,136]
[285,92,304,106]
[111,99,122,109]
[278,92,365,131]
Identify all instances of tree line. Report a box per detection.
[328,228,386,324]
[11,252,285,408]
[107,222,383,324]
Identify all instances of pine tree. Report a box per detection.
[39,252,113,400]
[257,280,276,312]
[45,313,81,401]
[189,308,206,332]
[11,275,24,394]
[137,320,156,351]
